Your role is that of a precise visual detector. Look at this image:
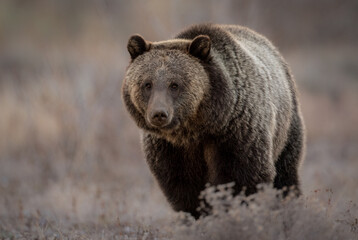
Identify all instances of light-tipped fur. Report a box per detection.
[122,24,305,218]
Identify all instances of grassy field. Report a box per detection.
[1,1,358,239]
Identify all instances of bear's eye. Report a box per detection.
[144,82,152,89]
[170,83,179,90]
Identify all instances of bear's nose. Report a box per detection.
[150,110,169,127]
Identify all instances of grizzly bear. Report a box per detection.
[122,24,305,218]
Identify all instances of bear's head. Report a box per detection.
[122,34,212,139]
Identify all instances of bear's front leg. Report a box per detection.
[204,136,276,195]
[142,133,207,218]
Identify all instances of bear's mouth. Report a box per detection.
[147,116,181,132]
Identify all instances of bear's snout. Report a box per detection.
[149,109,169,127]
[147,90,173,128]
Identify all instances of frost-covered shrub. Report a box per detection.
[173,184,357,240]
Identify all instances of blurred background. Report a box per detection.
[0,0,357,237]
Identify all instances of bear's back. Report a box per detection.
[221,25,298,161]
[175,24,292,102]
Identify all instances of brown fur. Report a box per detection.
[122,24,305,218]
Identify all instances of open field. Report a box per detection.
[1,1,357,239]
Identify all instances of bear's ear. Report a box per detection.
[127,34,150,60]
[188,35,211,60]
